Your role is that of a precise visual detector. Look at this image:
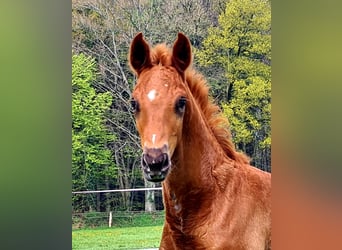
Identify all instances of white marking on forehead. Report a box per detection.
[147,89,157,101]
[152,134,156,145]
[164,84,168,87]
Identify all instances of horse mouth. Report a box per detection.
[143,169,169,182]
[142,152,171,182]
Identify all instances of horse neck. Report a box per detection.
[166,95,228,193]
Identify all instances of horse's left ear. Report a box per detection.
[172,33,192,74]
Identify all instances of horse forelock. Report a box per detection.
[150,44,173,67]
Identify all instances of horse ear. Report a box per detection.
[172,33,192,74]
[129,33,152,75]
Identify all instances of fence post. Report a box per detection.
[109,211,112,227]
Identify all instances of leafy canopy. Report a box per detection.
[197,0,271,164]
[72,53,116,193]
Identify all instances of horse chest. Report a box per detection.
[168,197,211,239]
[166,197,256,249]
[168,191,211,226]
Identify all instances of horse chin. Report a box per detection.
[143,165,170,183]
[144,174,166,183]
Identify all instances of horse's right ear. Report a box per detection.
[129,33,152,75]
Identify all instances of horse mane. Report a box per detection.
[149,44,249,164]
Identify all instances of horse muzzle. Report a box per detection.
[141,146,171,182]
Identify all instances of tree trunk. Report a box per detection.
[144,179,156,212]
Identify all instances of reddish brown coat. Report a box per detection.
[129,33,271,250]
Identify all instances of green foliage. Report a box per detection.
[222,77,271,147]
[197,0,271,170]
[197,0,271,67]
[72,54,116,210]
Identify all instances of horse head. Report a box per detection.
[129,33,192,182]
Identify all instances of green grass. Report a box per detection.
[72,225,163,249]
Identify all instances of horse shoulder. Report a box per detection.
[234,165,271,249]
[209,164,271,249]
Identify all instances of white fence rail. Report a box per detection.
[72,187,163,194]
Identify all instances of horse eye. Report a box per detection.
[175,96,187,115]
[130,99,139,113]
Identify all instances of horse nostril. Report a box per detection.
[142,152,170,171]
[162,153,169,168]
[142,155,149,168]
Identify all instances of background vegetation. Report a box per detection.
[72,0,271,214]
[72,211,164,229]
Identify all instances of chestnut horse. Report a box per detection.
[129,33,271,249]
